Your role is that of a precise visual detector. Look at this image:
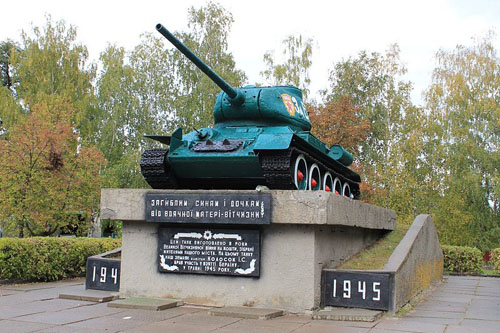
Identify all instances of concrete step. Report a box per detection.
[313,307,383,322]
[59,287,119,303]
[107,297,183,311]
[209,306,284,320]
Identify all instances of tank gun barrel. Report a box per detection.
[156,23,244,105]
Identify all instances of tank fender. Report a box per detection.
[253,133,293,150]
[144,135,171,145]
[169,128,183,151]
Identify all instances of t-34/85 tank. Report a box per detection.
[140,23,361,199]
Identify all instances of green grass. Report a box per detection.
[337,224,409,270]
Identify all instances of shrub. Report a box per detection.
[492,248,500,275]
[0,237,121,282]
[441,245,482,274]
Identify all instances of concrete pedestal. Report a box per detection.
[101,189,395,313]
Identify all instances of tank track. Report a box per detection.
[259,146,360,199]
[140,148,176,189]
[140,146,360,199]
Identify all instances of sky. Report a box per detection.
[2,0,500,105]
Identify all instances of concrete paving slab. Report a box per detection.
[0,319,56,333]
[407,309,464,319]
[373,318,446,333]
[417,300,468,312]
[120,321,220,333]
[293,322,371,333]
[108,297,183,311]
[470,298,500,307]
[445,325,500,333]
[427,293,474,303]
[465,308,500,321]
[0,298,89,319]
[59,287,119,302]
[107,305,201,321]
[63,314,151,332]
[477,277,500,287]
[15,302,124,325]
[396,315,461,325]
[0,279,83,292]
[1,284,59,292]
[0,288,63,306]
[268,313,313,324]
[37,325,110,333]
[121,311,242,332]
[0,288,22,296]
[460,318,500,330]
[1,274,500,333]
[217,318,304,332]
[306,318,377,329]
[312,308,383,322]
[209,306,284,320]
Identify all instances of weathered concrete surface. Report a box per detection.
[59,287,118,302]
[101,188,395,312]
[313,308,383,321]
[101,189,395,230]
[108,297,183,310]
[2,276,500,332]
[209,306,284,319]
[384,214,443,313]
[119,221,384,312]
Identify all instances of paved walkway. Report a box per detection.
[0,275,499,332]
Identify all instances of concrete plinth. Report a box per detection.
[101,189,395,313]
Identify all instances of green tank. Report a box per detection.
[140,23,361,199]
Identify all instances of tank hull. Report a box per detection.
[141,125,361,199]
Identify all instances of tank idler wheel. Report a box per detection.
[293,154,308,190]
[308,163,321,191]
[323,172,333,192]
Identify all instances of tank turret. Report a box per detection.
[141,23,361,199]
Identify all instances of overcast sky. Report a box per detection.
[2,0,499,105]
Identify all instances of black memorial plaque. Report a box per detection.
[146,193,271,224]
[85,257,121,292]
[158,227,260,277]
[322,270,393,311]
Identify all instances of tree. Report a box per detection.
[0,17,104,237]
[0,40,23,133]
[130,1,246,133]
[424,33,500,249]
[90,2,246,188]
[0,109,104,237]
[308,96,370,154]
[261,35,313,99]
[92,45,149,188]
[0,40,20,91]
[324,44,418,210]
[10,16,96,141]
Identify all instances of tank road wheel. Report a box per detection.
[294,154,308,190]
[308,163,321,191]
[323,172,333,192]
[333,177,342,195]
[342,182,352,198]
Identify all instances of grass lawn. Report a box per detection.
[337,224,410,270]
